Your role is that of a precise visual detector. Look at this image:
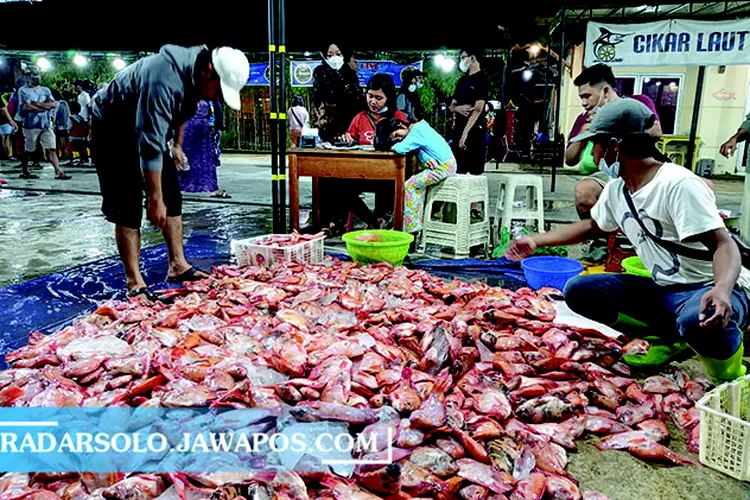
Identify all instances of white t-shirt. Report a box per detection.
[77,92,91,121]
[592,163,750,290]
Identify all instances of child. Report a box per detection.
[375,117,456,234]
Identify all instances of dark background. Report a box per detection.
[0,0,555,52]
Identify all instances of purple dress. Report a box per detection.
[178,101,218,193]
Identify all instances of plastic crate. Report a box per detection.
[231,234,325,267]
[696,375,750,480]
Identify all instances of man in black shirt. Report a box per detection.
[450,48,490,175]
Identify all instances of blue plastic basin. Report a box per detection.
[521,256,584,291]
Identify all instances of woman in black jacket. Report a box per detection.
[312,43,363,143]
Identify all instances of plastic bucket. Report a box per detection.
[521,256,584,290]
[622,256,651,277]
[342,230,414,266]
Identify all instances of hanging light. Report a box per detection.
[522,69,533,82]
[528,44,541,56]
[73,54,88,67]
[36,57,52,71]
[303,51,311,57]
[112,57,127,71]
[433,54,445,68]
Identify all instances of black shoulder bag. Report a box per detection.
[622,184,750,269]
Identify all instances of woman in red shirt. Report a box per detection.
[341,74,408,145]
[331,74,408,230]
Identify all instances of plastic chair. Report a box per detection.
[419,175,491,259]
[495,174,545,237]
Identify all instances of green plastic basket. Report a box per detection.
[342,230,414,266]
[622,256,651,277]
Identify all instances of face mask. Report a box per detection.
[598,142,621,179]
[327,55,344,71]
[416,82,423,89]
[459,58,470,73]
[408,84,417,93]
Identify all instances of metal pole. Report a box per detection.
[278,0,287,233]
[686,66,705,173]
[268,0,280,232]
[551,7,566,193]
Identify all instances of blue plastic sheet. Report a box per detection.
[410,258,527,288]
[0,235,230,369]
[1,240,526,369]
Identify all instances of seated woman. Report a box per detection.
[375,117,456,236]
[341,73,408,145]
[336,74,408,229]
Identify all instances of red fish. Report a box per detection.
[637,419,669,441]
[545,474,581,500]
[642,375,681,394]
[595,431,653,451]
[625,384,652,405]
[622,339,649,356]
[529,441,569,478]
[528,423,577,451]
[616,404,655,426]
[475,386,512,420]
[509,472,546,500]
[456,459,516,494]
[687,424,700,454]
[671,407,699,430]
[410,373,449,428]
[584,416,630,435]
[628,441,701,466]
[291,402,377,424]
[459,485,490,500]
[684,378,712,402]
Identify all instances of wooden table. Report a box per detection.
[288,148,408,231]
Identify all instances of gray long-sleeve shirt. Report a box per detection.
[92,45,203,172]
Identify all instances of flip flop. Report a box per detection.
[19,173,39,179]
[55,174,72,180]
[210,190,232,199]
[127,286,161,302]
[167,266,209,283]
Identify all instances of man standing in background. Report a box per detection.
[450,47,490,175]
[18,66,69,180]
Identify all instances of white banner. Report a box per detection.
[585,18,750,67]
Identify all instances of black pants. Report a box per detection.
[91,118,182,230]
[452,128,488,175]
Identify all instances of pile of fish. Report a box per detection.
[253,232,325,248]
[0,260,712,500]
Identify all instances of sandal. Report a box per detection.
[19,173,39,179]
[210,190,232,199]
[55,174,72,180]
[167,266,209,283]
[127,287,161,302]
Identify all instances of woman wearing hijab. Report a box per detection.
[312,43,363,143]
[396,69,425,123]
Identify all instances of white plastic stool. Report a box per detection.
[419,175,491,258]
[495,174,545,236]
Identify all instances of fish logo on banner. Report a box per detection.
[592,27,632,63]
[293,63,315,86]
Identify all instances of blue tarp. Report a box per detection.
[0,235,230,369]
[0,242,527,368]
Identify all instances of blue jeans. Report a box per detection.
[564,274,749,359]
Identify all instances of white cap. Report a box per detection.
[212,47,250,111]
